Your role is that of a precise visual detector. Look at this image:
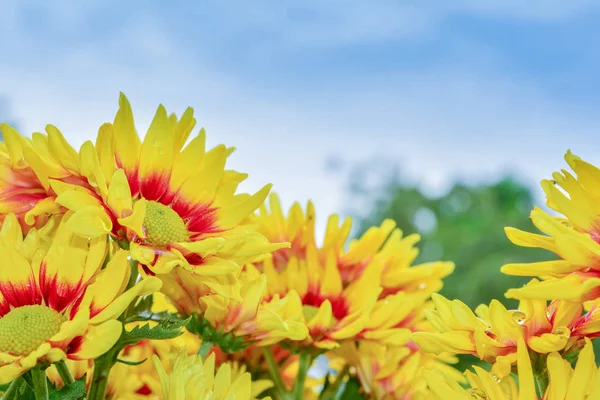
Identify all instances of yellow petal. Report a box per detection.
[69,320,122,360]
[113,93,141,178]
[138,104,174,199]
[90,276,162,324]
[46,124,80,174]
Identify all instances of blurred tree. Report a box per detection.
[347,163,550,310]
[346,163,555,370]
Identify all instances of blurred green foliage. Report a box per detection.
[348,169,550,309]
[346,166,557,371]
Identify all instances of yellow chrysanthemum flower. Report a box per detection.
[213,345,296,392]
[247,194,453,349]
[257,194,454,296]
[0,213,161,383]
[338,340,463,399]
[158,264,309,346]
[0,123,84,231]
[5,94,286,298]
[502,151,600,302]
[424,338,600,400]
[152,352,271,400]
[412,282,600,378]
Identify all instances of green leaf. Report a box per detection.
[124,294,185,324]
[125,309,177,324]
[120,315,191,346]
[49,376,86,400]
[318,372,331,399]
[129,294,153,316]
[17,381,36,400]
[339,376,366,400]
[186,313,248,353]
[117,357,148,366]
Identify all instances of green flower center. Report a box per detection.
[0,305,65,355]
[143,201,189,247]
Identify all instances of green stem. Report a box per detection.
[320,364,350,400]
[89,258,139,400]
[534,372,549,398]
[1,377,23,400]
[30,367,48,400]
[55,360,75,386]
[262,346,289,400]
[87,347,119,400]
[197,341,214,360]
[121,258,141,322]
[292,351,312,400]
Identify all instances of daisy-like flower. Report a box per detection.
[152,352,272,400]
[159,265,309,347]
[0,122,86,232]
[257,194,454,296]
[502,151,600,302]
[424,338,600,400]
[0,213,161,383]
[413,281,599,378]
[338,341,463,400]
[249,194,453,349]
[213,345,296,391]
[45,94,285,292]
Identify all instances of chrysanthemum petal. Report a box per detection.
[167,130,205,198]
[68,320,122,360]
[505,275,600,302]
[217,184,273,230]
[90,276,162,324]
[113,93,141,195]
[95,123,116,185]
[0,241,40,311]
[138,104,174,201]
[46,124,80,174]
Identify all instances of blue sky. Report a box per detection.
[1,1,599,232]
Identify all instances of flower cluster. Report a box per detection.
[0,94,597,399]
[414,151,600,399]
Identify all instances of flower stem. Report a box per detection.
[320,364,350,400]
[534,372,549,398]
[197,341,214,360]
[89,257,139,400]
[55,360,75,386]
[121,258,141,321]
[88,347,119,400]
[1,377,23,400]
[262,346,289,400]
[292,350,312,400]
[30,367,48,400]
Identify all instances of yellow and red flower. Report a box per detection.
[0,123,87,232]
[412,280,600,378]
[250,194,453,349]
[338,340,463,400]
[0,213,160,383]
[424,338,600,400]
[152,351,272,400]
[160,265,309,346]
[502,151,600,302]
[22,94,286,296]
